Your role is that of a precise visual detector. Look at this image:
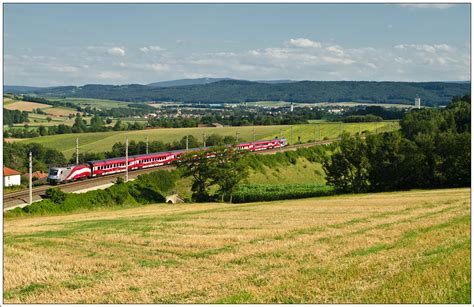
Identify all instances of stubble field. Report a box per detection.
[4,100,52,112]
[3,188,470,303]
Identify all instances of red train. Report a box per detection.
[47,138,288,184]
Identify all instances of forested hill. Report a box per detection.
[5,80,470,106]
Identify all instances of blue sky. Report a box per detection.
[4,3,471,86]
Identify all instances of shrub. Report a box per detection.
[44,188,67,203]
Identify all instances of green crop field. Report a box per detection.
[3,188,470,303]
[17,121,398,158]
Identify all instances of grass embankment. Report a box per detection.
[3,188,470,303]
[17,121,397,158]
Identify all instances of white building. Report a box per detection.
[4,167,21,187]
[415,97,421,109]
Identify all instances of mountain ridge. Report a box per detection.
[4,79,470,106]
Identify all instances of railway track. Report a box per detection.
[3,140,334,209]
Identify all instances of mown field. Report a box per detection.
[3,188,469,303]
[16,121,398,158]
[4,100,52,111]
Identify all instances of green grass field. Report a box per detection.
[47,97,130,109]
[172,156,327,200]
[244,101,413,108]
[3,188,469,303]
[17,121,398,158]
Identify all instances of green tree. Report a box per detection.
[38,125,47,136]
[177,149,215,202]
[113,119,123,131]
[90,115,104,127]
[209,147,249,202]
[72,114,87,132]
[323,133,370,193]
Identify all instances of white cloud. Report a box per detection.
[394,43,455,53]
[326,45,344,56]
[367,63,377,69]
[146,63,170,71]
[49,65,80,73]
[288,38,321,48]
[398,4,454,9]
[434,44,454,52]
[107,47,126,56]
[97,71,124,79]
[139,45,165,53]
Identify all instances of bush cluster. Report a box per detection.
[5,169,179,217]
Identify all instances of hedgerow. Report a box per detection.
[232,183,335,203]
[5,170,179,218]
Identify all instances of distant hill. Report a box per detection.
[4,80,470,106]
[147,78,298,87]
[256,80,298,84]
[4,85,45,94]
[147,78,234,87]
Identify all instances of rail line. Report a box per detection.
[3,139,334,209]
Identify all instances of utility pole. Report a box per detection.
[186,135,189,152]
[29,151,32,205]
[76,137,79,165]
[290,126,293,145]
[203,133,206,147]
[125,137,129,182]
[314,126,317,144]
[146,136,149,154]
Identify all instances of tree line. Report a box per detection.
[323,95,470,193]
[4,109,29,125]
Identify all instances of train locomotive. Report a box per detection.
[47,138,288,184]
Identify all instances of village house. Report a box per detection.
[3,167,21,187]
